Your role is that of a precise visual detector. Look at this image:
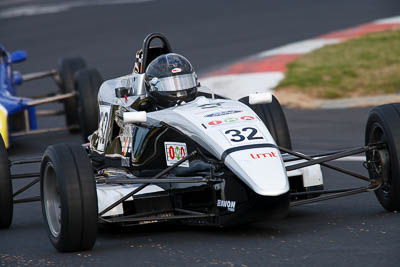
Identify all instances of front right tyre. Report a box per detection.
[57,57,87,130]
[74,68,103,142]
[366,103,400,212]
[40,143,98,252]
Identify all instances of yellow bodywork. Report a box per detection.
[0,104,9,148]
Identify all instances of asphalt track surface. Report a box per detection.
[1,0,400,266]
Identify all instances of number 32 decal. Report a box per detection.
[224,127,264,143]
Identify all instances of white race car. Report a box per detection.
[1,33,398,252]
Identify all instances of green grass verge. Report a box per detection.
[277,30,400,99]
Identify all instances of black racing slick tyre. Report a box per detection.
[40,143,98,252]
[239,95,292,149]
[366,103,400,212]
[74,68,103,142]
[57,57,87,130]
[0,137,13,229]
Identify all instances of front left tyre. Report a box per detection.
[239,95,292,149]
[40,143,98,252]
[0,137,13,229]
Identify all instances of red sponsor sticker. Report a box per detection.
[172,68,182,73]
[250,152,277,159]
[208,120,222,126]
[169,146,175,159]
[180,146,186,158]
[165,142,189,167]
[241,116,254,121]
[207,115,254,126]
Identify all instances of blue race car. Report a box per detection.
[0,44,103,148]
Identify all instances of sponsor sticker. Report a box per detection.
[194,105,241,116]
[208,120,223,126]
[204,110,242,118]
[206,115,255,127]
[120,137,132,156]
[164,142,189,167]
[217,199,236,212]
[97,105,112,151]
[198,102,224,109]
[172,68,182,73]
[250,151,278,159]
[240,116,255,120]
[223,117,238,123]
[221,126,265,145]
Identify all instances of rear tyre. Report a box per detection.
[74,68,103,142]
[0,137,13,229]
[239,95,292,149]
[40,143,98,252]
[366,103,400,212]
[57,57,87,130]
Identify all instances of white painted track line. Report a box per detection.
[374,15,400,24]
[257,38,342,58]
[200,72,284,100]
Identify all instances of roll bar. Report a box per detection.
[141,32,173,73]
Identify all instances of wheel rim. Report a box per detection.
[43,162,61,237]
[367,123,391,194]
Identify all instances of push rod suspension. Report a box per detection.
[98,177,213,184]
[22,69,57,82]
[103,213,213,224]
[291,187,361,197]
[14,196,40,204]
[10,158,41,165]
[283,149,349,163]
[27,92,76,106]
[13,177,40,197]
[11,125,79,137]
[11,172,40,179]
[280,146,378,182]
[100,207,208,224]
[285,146,371,171]
[290,182,379,207]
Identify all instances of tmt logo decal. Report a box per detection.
[250,151,278,159]
[164,142,189,167]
